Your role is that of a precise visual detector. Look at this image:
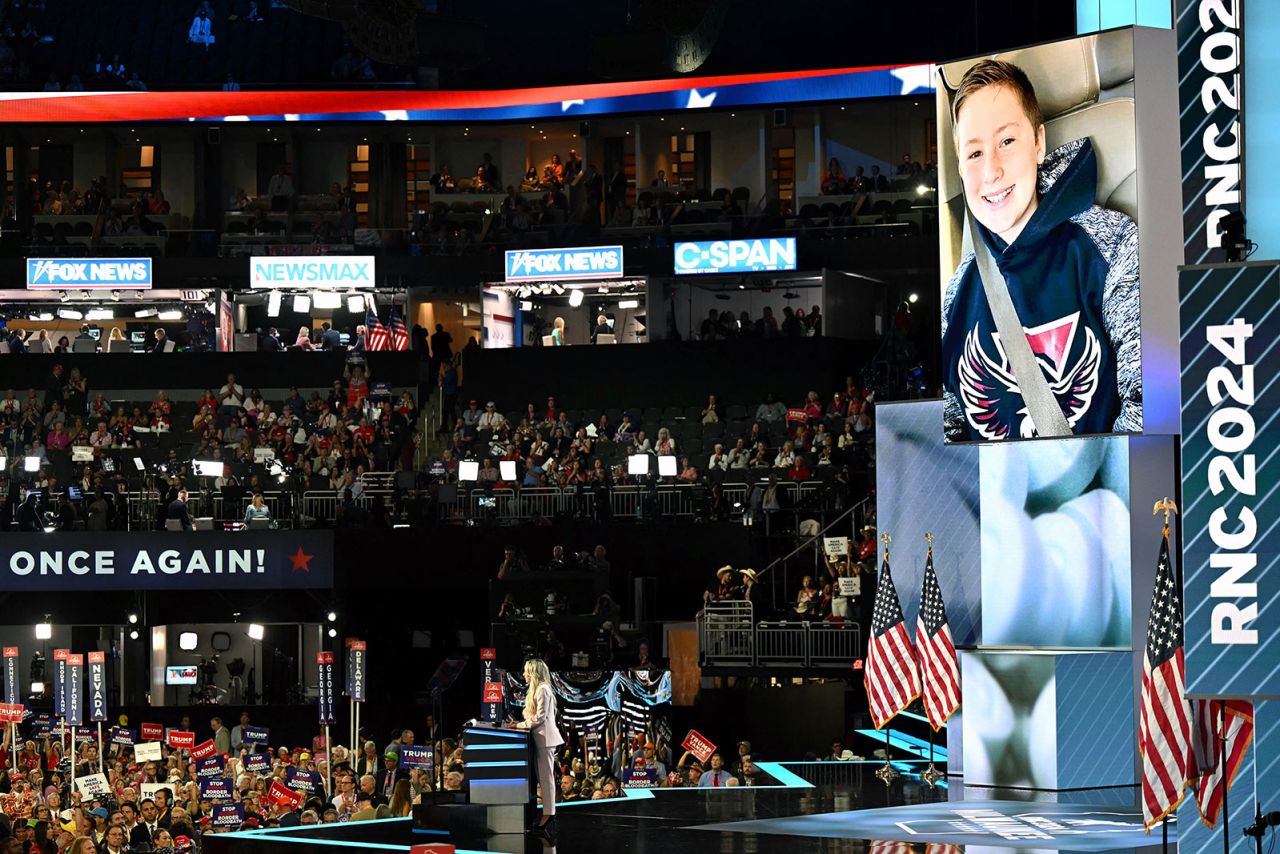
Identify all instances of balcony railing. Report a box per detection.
[697,601,862,669]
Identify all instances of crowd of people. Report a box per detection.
[820,154,939,196]
[0,358,420,531]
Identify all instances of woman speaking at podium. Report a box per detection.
[512,658,563,836]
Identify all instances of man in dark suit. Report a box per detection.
[260,327,283,352]
[377,752,401,797]
[166,488,193,531]
[320,322,343,350]
[130,798,161,848]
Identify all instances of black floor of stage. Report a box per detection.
[206,763,1156,854]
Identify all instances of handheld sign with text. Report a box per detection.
[268,779,303,809]
[3,646,18,704]
[622,767,658,788]
[110,727,137,746]
[200,777,233,801]
[134,741,163,762]
[65,654,84,726]
[140,783,171,802]
[141,722,164,741]
[682,730,716,764]
[196,755,226,778]
[87,651,107,723]
[190,738,218,760]
[211,803,245,829]
[286,766,321,794]
[53,649,68,717]
[482,682,504,704]
[837,576,862,597]
[316,652,336,724]
[348,640,367,702]
[0,703,24,724]
[167,730,195,750]
[243,752,271,774]
[824,537,849,557]
[74,772,111,797]
[242,725,270,746]
[398,745,434,771]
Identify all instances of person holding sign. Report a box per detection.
[508,658,563,838]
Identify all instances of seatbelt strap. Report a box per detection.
[966,212,1070,437]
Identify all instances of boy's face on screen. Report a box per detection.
[956,83,1046,246]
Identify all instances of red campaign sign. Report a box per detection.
[141,723,164,741]
[316,652,335,664]
[3,647,17,658]
[268,779,303,809]
[346,639,367,651]
[88,651,105,664]
[0,703,24,724]
[482,682,504,704]
[480,648,497,661]
[67,654,83,667]
[191,739,218,759]
[785,408,809,422]
[53,649,69,661]
[168,730,196,749]
[681,729,716,764]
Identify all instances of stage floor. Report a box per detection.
[206,762,1161,854]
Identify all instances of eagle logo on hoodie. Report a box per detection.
[956,311,1102,440]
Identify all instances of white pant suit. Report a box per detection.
[517,682,565,817]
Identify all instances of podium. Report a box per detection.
[462,724,534,834]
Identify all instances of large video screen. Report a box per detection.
[937,31,1142,443]
[979,435,1131,648]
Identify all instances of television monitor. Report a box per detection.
[165,665,199,685]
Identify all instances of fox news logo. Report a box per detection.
[504,246,625,282]
[249,256,375,288]
[26,258,153,289]
[673,238,797,275]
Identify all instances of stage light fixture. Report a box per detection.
[657,455,678,477]
[267,291,282,317]
[158,310,184,321]
[313,291,342,310]
[193,460,225,477]
[35,621,52,640]
[24,457,40,473]
[127,613,138,624]
[327,611,338,622]
[31,681,44,694]
[916,184,930,196]
[551,284,565,295]
[520,301,534,311]
[327,627,338,638]
[908,293,919,304]
[85,308,114,320]
[59,291,71,303]
[346,294,365,313]
[568,289,584,308]
[30,311,53,321]
[56,308,83,320]
[499,460,517,481]
[293,294,311,313]
[135,308,158,318]
[458,460,479,482]
[179,632,198,650]
[128,629,139,640]
[627,454,650,476]
[618,300,639,309]
[110,290,121,301]
[247,624,265,641]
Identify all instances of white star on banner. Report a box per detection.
[687,89,717,109]
[890,64,936,95]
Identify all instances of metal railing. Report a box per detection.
[697,601,862,669]
[455,481,822,522]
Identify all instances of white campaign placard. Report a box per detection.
[134,741,163,762]
[838,576,862,597]
[74,772,110,796]
[824,537,849,557]
[140,782,173,801]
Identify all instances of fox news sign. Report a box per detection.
[674,238,797,275]
[504,246,624,282]
[27,258,153,289]
[249,256,375,288]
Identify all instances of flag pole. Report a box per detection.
[1220,700,1228,854]
[97,721,104,775]
[873,533,900,790]
[920,531,944,789]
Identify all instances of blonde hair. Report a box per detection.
[523,658,551,718]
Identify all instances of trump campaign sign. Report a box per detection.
[681,729,716,763]
[26,257,153,289]
[0,532,333,591]
[504,246,624,282]
[249,255,375,288]
[674,237,796,275]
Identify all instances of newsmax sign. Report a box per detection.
[504,246,624,282]
[673,238,797,275]
[249,256,375,288]
[26,258,153,289]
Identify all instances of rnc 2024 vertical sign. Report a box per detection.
[1177,0,1243,264]
[1179,263,1280,696]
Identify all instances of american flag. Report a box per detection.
[389,308,410,351]
[915,548,960,731]
[1192,699,1253,828]
[1139,532,1192,829]
[864,551,920,730]
[366,311,389,352]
